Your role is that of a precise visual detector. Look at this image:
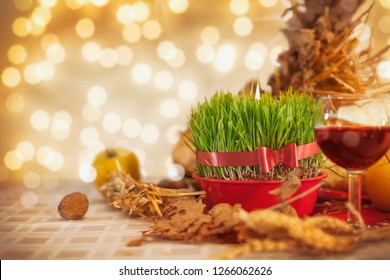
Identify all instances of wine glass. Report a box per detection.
[314,93,390,227]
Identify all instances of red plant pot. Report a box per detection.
[192,173,328,217]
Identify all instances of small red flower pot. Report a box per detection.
[193,173,327,217]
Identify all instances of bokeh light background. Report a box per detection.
[1,0,390,190]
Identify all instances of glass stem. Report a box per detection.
[347,170,364,225]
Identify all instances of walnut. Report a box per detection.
[58,192,89,220]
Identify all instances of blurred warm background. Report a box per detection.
[1,0,390,189]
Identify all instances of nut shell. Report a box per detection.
[58,192,89,220]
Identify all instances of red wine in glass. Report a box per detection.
[314,94,390,227]
[315,126,390,170]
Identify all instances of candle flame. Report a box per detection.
[255,82,261,99]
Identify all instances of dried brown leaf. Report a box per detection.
[145,203,242,243]
[162,196,206,219]
[268,168,303,201]
[127,238,143,247]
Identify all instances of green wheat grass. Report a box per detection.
[188,87,324,180]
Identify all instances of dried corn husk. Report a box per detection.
[104,171,205,220]
[268,0,390,96]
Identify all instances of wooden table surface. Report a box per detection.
[1,182,390,260]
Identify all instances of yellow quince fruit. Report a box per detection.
[366,151,390,212]
[92,148,141,196]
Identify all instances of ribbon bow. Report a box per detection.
[196,142,320,172]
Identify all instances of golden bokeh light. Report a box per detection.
[122,118,142,139]
[250,42,268,57]
[379,0,390,9]
[4,150,24,171]
[168,0,189,14]
[116,2,150,25]
[76,0,90,5]
[99,48,118,68]
[214,44,237,73]
[16,141,35,161]
[102,113,122,133]
[200,26,220,45]
[166,49,186,68]
[90,0,109,7]
[196,44,216,64]
[23,171,41,189]
[31,6,52,27]
[82,41,102,62]
[157,41,176,61]
[36,146,51,164]
[377,60,390,79]
[5,93,25,113]
[51,111,72,140]
[160,98,180,119]
[131,63,152,83]
[115,45,133,65]
[81,104,101,122]
[116,4,136,25]
[14,0,33,11]
[80,127,100,147]
[259,0,278,8]
[353,23,372,41]
[7,44,28,65]
[38,0,57,8]
[245,42,267,70]
[19,191,39,208]
[23,64,41,84]
[30,110,50,131]
[142,20,162,40]
[141,124,160,144]
[166,125,184,144]
[75,18,95,38]
[233,16,253,37]
[245,51,264,70]
[122,23,142,43]
[30,21,46,36]
[35,60,55,80]
[40,33,60,50]
[78,162,97,183]
[153,70,174,91]
[65,0,84,10]
[167,163,185,181]
[2,67,22,88]
[230,0,250,15]
[178,80,198,101]
[45,43,66,64]
[36,146,64,171]
[87,86,107,106]
[132,2,150,22]
[12,17,32,37]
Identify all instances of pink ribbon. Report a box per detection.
[196,142,320,172]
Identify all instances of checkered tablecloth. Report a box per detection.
[1,182,390,260]
[0,183,227,260]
